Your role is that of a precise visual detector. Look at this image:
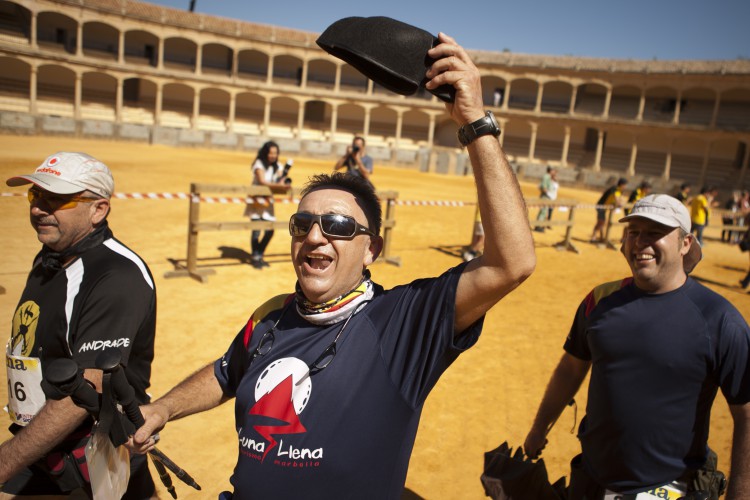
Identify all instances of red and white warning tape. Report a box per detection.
[1,191,617,209]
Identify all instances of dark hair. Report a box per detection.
[353,136,366,146]
[256,141,280,168]
[680,182,691,190]
[617,177,628,186]
[300,172,382,235]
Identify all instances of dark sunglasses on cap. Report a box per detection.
[289,212,375,239]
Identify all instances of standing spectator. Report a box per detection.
[534,166,559,232]
[690,185,718,245]
[244,141,292,269]
[525,194,749,499]
[590,177,628,243]
[625,180,652,215]
[334,136,374,186]
[675,182,692,205]
[1,152,156,497]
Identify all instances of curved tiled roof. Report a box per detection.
[56,0,750,75]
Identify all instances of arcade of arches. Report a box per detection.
[1,0,749,189]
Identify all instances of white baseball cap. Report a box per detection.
[6,152,114,198]
[619,193,702,273]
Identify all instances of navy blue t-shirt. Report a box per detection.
[215,264,482,499]
[565,277,750,493]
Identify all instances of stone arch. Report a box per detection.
[237,49,268,81]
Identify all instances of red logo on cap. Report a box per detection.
[48,157,59,166]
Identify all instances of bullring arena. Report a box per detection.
[1,135,749,498]
[1,0,750,497]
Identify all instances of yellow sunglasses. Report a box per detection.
[28,188,101,211]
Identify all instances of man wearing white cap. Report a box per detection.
[524,194,750,499]
[1,152,156,498]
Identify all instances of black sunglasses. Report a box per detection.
[289,213,375,239]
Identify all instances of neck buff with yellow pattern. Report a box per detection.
[295,270,374,325]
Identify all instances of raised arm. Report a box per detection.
[130,363,228,453]
[727,402,750,499]
[425,33,536,333]
[524,353,591,458]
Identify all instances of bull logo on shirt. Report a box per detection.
[240,357,323,467]
[10,301,39,357]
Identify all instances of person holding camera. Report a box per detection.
[334,136,373,185]
[244,140,292,269]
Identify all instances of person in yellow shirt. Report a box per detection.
[690,185,717,245]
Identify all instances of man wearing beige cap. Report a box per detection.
[1,152,156,498]
[524,194,750,499]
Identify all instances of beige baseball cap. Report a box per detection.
[619,193,702,273]
[6,152,114,198]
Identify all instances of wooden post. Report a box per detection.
[165,184,401,281]
[378,190,401,266]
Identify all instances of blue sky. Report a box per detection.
[145,0,749,61]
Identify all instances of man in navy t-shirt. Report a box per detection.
[524,194,750,499]
[130,33,536,499]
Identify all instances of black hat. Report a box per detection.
[317,16,455,102]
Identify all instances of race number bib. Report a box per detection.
[6,353,45,426]
[605,481,686,499]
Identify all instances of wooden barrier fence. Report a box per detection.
[527,197,580,253]
[164,183,400,283]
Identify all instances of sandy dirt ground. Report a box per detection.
[1,135,748,499]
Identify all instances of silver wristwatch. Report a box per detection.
[457,111,501,147]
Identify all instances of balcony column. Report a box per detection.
[266,56,274,85]
[534,84,543,113]
[262,97,271,135]
[158,38,164,70]
[334,64,342,92]
[329,104,338,140]
[191,90,200,128]
[593,128,604,171]
[30,12,37,48]
[636,89,645,121]
[228,93,236,132]
[427,113,436,147]
[363,106,372,136]
[394,109,404,149]
[118,31,124,64]
[561,125,571,166]
[74,73,82,120]
[29,66,37,114]
[230,50,238,79]
[661,140,674,181]
[603,87,612,118]
[115,78,123,123]
[710,93,721,128]
[672,90,683,124]
[528,122,538,160]
[628,139,638,176]
[501,81,512,111]
[300,60,309,88]
[76,23,82,56]
[498,119,507,147]
[195,45,202,75]
[569,85,578,115]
